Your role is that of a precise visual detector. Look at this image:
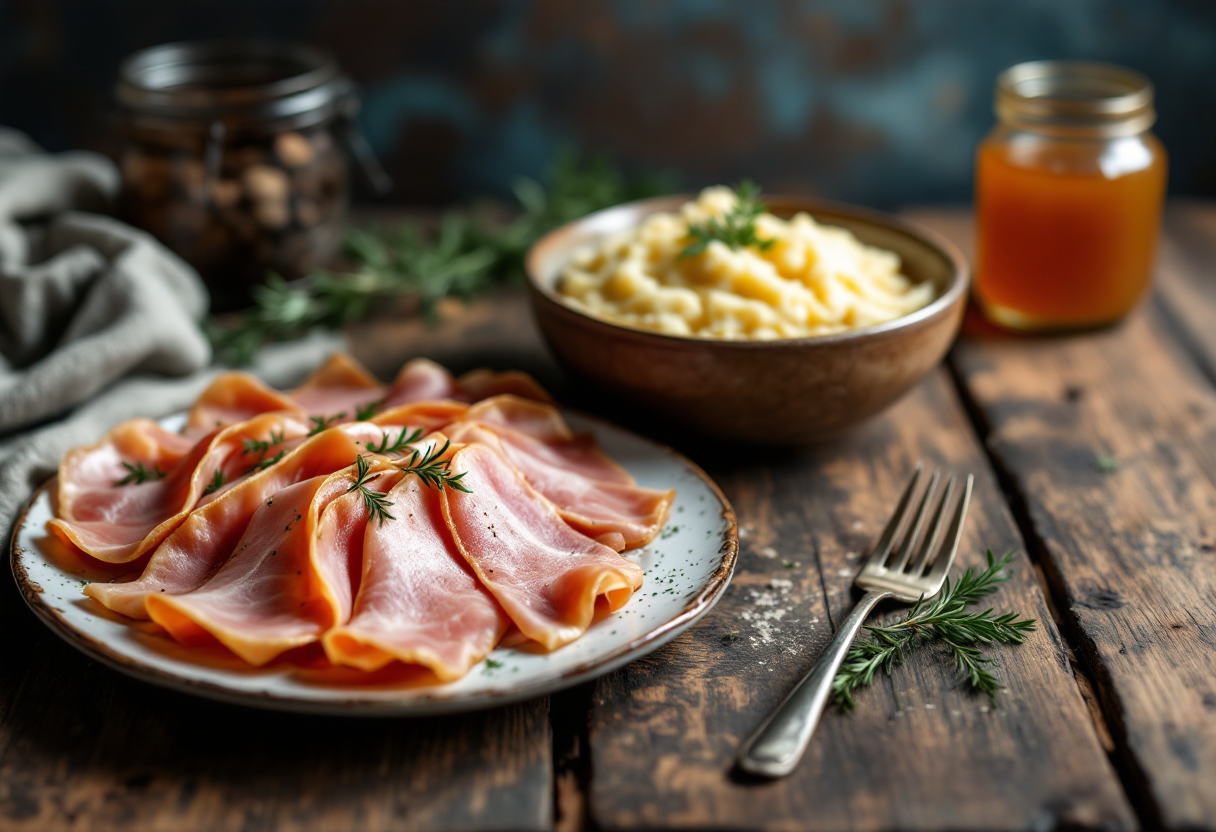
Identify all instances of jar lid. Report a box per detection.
[116,39,350,126]
[996,61,1156,138]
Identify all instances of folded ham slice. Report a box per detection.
[449,397,673,550]
[185,373,302,438]
[323,473,509,679]
[85,423,383,619]
[454,368,553,404]
[440,443,643,650]
[146,463,403,665]
[52,413,309,563]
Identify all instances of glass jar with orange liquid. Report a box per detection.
[975,61,1167,331]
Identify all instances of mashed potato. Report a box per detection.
[556,186,935,340]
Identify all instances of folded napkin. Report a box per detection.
[0,128,342,539]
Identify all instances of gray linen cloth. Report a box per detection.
[0,128,342,539]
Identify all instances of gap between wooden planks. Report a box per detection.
[914,207,1216,832]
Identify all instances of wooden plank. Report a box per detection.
[1157,201,1216,382]
[914,208,1216,831]
[0,570,552,832]
[584,368,1134,831]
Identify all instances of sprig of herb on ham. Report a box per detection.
[242,429,286,457]
[678,180,775,259]
[364,426,424,456]
[203,469,226,495]
[114,461,167,486]
[396,439,472,493]
[307,413,345,436]
[354,399,387,421]
[347,454,396,525]
[245,449,285,475]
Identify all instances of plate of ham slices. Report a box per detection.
[11,354,737,715]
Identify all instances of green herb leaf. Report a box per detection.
[242,429,286,458]
[1092,454,1121,473]
[831,550,1037,710]
[678,180,775,259]
[202,469,226,495]
[114,461,167,487]
[307,413,345,436]
[395,438,471,492]
[354,399,387,421]
[365,426,424,456]
[346,454,396,526]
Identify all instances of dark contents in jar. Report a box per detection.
[120,123,347,311]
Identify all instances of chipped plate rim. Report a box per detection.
[10,410,737,716]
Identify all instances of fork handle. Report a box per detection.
[736,589,891,778]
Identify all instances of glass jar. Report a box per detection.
[974,61,1167,331]
[114,40,390,310]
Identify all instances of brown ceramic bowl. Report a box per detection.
[525,195,968,445]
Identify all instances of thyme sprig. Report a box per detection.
[245,449,285,475]
[307,413,345,436]
[679,180,774,259]
[831,550,1037,710]
[354,399,387,421]
[207,153,668,365]
[395,439,471,493]
[114,461,167,486]
[365,426,424,456]
[347,454,396,526]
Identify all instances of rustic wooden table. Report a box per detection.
[3,204,1215,832]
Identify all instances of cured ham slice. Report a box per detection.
[450,397,673,549]
[323,473,509,679]
[383,358,459,406]
[185,373,302,438]
[146,464,403,666]
[441,443,643,650]
[288,353,383,419]
[370,400,469,435]
[85,423,382,619]
[51,413,309,563]
[455,369,553,404]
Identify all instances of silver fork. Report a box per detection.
[736,463,974,778]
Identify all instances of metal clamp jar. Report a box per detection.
[115,40,390,310]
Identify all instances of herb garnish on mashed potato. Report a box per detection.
[557,185,934,340]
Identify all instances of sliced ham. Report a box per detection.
[85,423,383,619]
[185,373,302,438]
[323,473,509,679]
[51,413,309,564]
[454,368,553,404]
[146,464,403,666]
[288,353,384,419]
[449,397,673,549]
[440,443,643,650]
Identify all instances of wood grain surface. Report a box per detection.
[582,368,1133,832]
[915,210,1216,831]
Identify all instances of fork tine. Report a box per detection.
[907,475,957,576]
[925,474,975,584]
[866,463,923,568]
[890,468,940,572]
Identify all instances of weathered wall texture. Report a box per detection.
[2,0,1213,207]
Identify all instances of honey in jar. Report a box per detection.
[975,61,1167,331]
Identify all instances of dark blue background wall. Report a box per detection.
[2,0,1214,207]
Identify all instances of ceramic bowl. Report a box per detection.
[525,195,968,445]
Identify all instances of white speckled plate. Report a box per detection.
[11,411,737,715]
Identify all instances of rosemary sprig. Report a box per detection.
[307,413,345,436]
[206,152,668,365]
[202,469,226,495]
[395,439,471,493]
[245,449,285,475]
[347,454,396,526]
[831,550,1037,710]
[242,429,285,458]
[114,461,167,486]
[365,426,424,456]
[679,180,774,259]
[354,399,387,421]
